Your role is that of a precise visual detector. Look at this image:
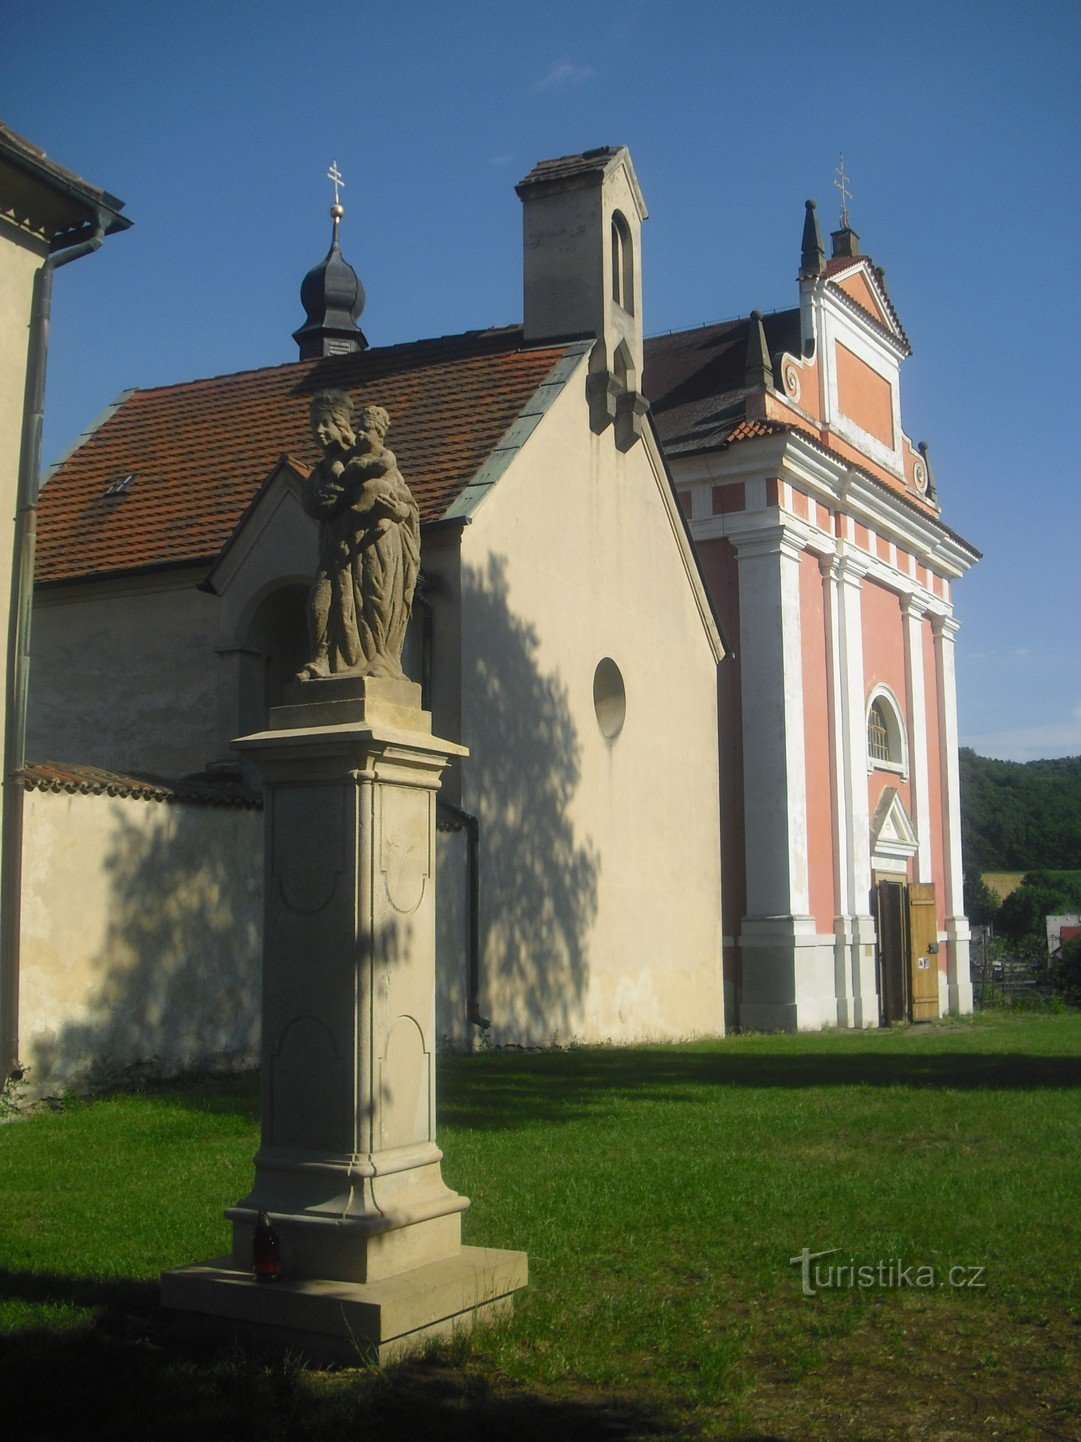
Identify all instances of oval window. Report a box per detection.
[593,658,626,739]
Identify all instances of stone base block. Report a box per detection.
[272,674,428,733]
[227,1207,465,1285]
[161,1245,528,1366]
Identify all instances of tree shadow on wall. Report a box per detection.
[457,556,600,1045]
[26,800,263,1095]
[26,791,434,1149]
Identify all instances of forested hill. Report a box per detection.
[960,749,1081,872]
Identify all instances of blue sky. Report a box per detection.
[4,0,1079,761]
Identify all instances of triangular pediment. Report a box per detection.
[206,454,315,600]
[827,261,909,352]
[870,786,919,858]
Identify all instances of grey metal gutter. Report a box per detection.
[1,211,113,1077]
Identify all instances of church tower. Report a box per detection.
[516,147,649,449]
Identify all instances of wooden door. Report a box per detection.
[907,882,940,1022]
[876,880,908,1025]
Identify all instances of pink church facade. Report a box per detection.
[647,202,978,1030]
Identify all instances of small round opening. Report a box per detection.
[593,658,626,739]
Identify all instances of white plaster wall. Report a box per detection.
[28,572,221,777]
[459,363,724,1044]
[18,786,262,1092]
[1,222,46,787]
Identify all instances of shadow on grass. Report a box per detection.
[0,1269,683,1441]
[437,1044,1081,1131]
[125,1037,1081,1134]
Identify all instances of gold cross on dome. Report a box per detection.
[834,154,852,230]
[327,160,345,206]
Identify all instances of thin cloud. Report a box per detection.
[963,703,1081,762]
[533,61,596,92]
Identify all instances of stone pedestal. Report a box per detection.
[162,677,527,1362]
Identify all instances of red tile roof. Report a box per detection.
[721,418,792,445]
[18,761,260,807]
[822,254,870,277]
[37,327,568,585]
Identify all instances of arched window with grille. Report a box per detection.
[866,689,907,773]
[868,700,891,762]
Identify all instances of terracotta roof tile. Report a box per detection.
[720,418,792,445]
[19,761,261,807]
[37,327,569,585]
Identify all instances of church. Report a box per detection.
[19,145,976,1084]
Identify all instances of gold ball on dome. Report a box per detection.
[330,203,345,221]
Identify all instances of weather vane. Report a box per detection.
[327,160,345,212]
[834,153,852,230]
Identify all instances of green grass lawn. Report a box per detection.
[2,1012,1079,1440]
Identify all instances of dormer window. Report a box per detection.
[611,210,634,315]
[104,472,136,496]
[867,689,907,775]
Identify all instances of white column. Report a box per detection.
[901,594,933,883]
[836,554,878,1026]
[932,613,973,1013]
[735,527,810,918]
[733,524,816,1030]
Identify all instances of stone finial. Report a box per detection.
[744,310,774,390]
[297,394,420,681]
[917,440,938,502]
[800,199,826,276]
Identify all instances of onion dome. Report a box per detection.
[292,202,368,358]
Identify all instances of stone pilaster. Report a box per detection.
[819,554,855,1027]
[901,594,933,885]
[931,615,973,1014]
[835,555,878,1026]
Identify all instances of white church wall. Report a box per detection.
[457,366,724,1046]
[18,784,262,1094]
[28,571,221,778]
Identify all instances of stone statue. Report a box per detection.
[297,391,421,681]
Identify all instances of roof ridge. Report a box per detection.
[120,323,532,401]
[646,307,799,342]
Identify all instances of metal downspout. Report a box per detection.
[436,797,488,1032]
[1,218,106,1078]
[417,577,488,1033]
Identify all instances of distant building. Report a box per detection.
[1047,916,1081,957]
